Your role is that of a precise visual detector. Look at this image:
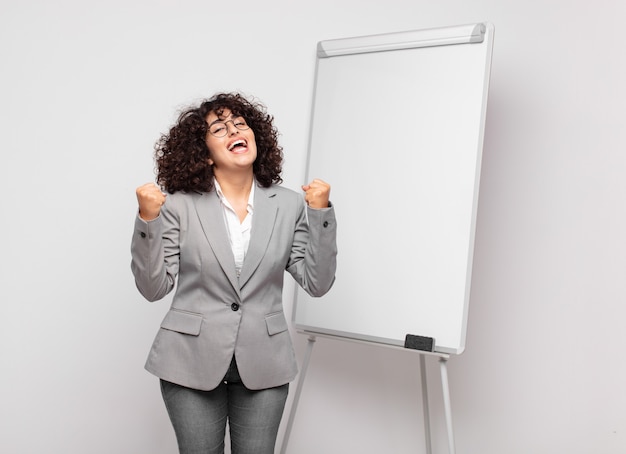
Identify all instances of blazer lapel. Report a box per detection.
[238,185,278,288]
[193,191,241,296]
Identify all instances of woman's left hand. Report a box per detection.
[302,179,331,209]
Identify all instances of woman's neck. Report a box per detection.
[214,172,254,223]
[214,171,253,198]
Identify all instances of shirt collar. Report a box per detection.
[214,178,255,213]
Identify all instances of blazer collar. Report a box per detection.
[193,190,239,294]
[239,184,278,288]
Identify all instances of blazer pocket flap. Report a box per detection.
[265,311,288,336]
[160,309,203,336]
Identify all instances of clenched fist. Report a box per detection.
[302,179,331,209]
[136,183,167,221]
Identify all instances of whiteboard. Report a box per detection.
[293,23,494,354]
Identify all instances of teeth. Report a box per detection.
[229,140,246,151]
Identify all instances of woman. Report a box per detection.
[131,92,337,453]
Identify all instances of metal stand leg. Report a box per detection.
[420,354,433,454]
[280,335,317,454]
[439,357,456,454]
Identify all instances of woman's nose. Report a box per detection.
[226,120,239,135]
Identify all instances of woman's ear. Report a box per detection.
[208,158,214,166]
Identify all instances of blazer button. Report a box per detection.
[140,232,146,238]
[231,303,240,311]
[323,221,329,228]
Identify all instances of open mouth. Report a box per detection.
[228,139,247,152]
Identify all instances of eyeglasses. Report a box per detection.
[208,116,250,137]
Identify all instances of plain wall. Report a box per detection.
[1,1,624,453]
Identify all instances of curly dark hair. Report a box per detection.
[154,92,283,193]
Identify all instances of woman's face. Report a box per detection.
[205,108,257,174]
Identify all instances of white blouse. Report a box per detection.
[213,179,255,277]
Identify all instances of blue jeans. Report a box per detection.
[160,357,289,454]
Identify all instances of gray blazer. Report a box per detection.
[131,183,337,391]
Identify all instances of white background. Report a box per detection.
[1,1,624,453]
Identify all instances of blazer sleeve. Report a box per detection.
[286,201,337,297]
[130,202,180,302]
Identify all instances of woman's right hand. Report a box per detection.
[136,183,166,221]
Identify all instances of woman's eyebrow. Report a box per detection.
[208,113,239,126]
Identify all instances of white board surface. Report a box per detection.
[294,23,494,354]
